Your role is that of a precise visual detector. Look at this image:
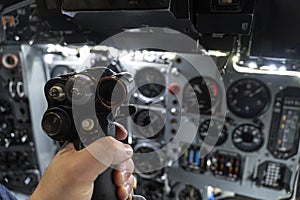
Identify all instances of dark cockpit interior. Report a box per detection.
[1,1,300,200]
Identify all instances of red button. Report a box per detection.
[168,83,180,95]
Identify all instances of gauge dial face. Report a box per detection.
[198,119,228,146]
[135,68,165,98]
[133,110,165,139]
[133,146,163,179]
[227,78,271,118]
[183,77,220,114]
[232,124,264,152]
[142,182,164,200]
[179,185,202,200]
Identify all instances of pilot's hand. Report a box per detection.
[30,123,136,200]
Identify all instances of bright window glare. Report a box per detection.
[43,54,54,64]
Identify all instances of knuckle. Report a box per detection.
[128,175,135,186]
[127,159,135,173]
[118,158,135,173]
[105,136,115,142]
[104,136,118,147]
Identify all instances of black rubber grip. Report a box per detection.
[91,167,118,200]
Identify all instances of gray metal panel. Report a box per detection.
[20,45,57,173]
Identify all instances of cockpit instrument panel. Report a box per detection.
[268,87,300,159]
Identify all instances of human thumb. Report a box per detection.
[58,142,76,154]
[78,136,133,175]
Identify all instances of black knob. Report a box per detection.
[97,78,127,109]
[42,108,71,141]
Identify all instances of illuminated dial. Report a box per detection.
[135,68,165,98]
[133,110,165,139]
[232,124,264,152]
[198,119,228,146]
[183,77,220,114]
[227,78,270,118]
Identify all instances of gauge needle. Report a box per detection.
[193,85,202,94]
[249,87,264,97]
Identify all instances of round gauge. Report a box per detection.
[133,146,164,179]
[183,77,220,114]
[142,181,164,200]
[198,119,228,146]
[227,78,271,118]
[51,65,73,78]
[179,185,202,200]
[135,68,165,98]
[133,109,165,139]
[232,124,264,152]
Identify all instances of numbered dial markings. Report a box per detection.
[232,124,264,152]
[133,110,165,139]
[135,68,166,98]
[183,77,220,114]
[198,119,228,146]
[227,78,270,118]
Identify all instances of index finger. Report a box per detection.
[115,122,128,140]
